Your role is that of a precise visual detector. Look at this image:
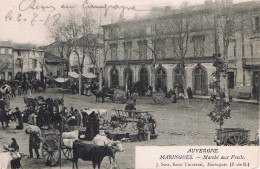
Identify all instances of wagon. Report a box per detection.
[214,128,259,146]
[41,129,77,166]
[111,109,154,130]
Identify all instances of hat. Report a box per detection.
[15,107,19,110]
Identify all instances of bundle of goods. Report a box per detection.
[62,130,79,149]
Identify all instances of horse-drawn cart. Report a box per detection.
[214,128,259,146]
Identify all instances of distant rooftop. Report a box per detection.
[0,40,44,51]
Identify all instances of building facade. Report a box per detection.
[13,44,44,81]
[44,52,68,79]
[0,41,15,81]
[102,0,260,98]
[0,41,44,81]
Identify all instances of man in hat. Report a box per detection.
[125,99,136,117]
[13,107,23,130]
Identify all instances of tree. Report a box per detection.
[136,17,169,93]
[50,10,98,94]
[170,3,195,107]
[116,21,138,91]
[207,1,251,128]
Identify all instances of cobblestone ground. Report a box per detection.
[0,88,258,169]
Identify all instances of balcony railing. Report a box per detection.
[242,58,260,67]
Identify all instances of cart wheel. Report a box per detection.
[42,139,60,166]
[224,134,248,146]
[62,147,73,160]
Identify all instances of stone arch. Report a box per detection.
[192,65,208,95]
[138,66,150,86]
[110,66,119,88]
[172,65,187,88]
[123,67,134,88]
[155,66,167,91]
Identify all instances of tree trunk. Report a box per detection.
[125,73,128,92]
[79,70,82,95]
[181,62,190,107]
[99,71,103,91]
[151,65,156,92]
[223,51,230,102]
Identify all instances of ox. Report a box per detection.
[0,151,21,169]
[72,140,114,169]
[93,134,124,169]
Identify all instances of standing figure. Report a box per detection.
[13,107,23,130]
[137,115,146,141]
[9,138,21,169]
[21,81,27,94]
[93,113,100,137]
[74,109,83,126]
[85,111,96,141]
[174,84,179,100]
[28,111,37,125]
[11,85,16,98]
[187,87,193,99]
[147,114,157,135]
[171,90,177,103]
[27,132,41,159]
[36,107,45,129]
[125,99,136,117]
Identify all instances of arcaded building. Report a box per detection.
[102,0,260,98]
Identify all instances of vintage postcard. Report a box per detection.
[0,0,259,168]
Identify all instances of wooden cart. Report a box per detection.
[41,129,74,166]
[111,109,154,130]
[214,128,258,146]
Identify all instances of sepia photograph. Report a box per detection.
[0,0,259,168]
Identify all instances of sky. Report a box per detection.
[0,0,251,46]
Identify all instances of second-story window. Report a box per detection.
[8,49,12,54]
[234,45,236,57]
[251,44,254,56]
[123,41,132,60]
[193,37,204,57]
[0,49,4,54]
[4,48,8,54]
[16,58,22,68]
[255,16,260,30]
[110,44,118,61]
[155,39,165,59]
[138,41,147,60]
[33,59,37,68]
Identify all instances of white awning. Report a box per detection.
[55,77,69,83]
[68,72,79,79]
[82,72,97,79]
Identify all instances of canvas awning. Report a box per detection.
[82,72,97,79]
[55,77,69,83]
[68,72,79,79]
